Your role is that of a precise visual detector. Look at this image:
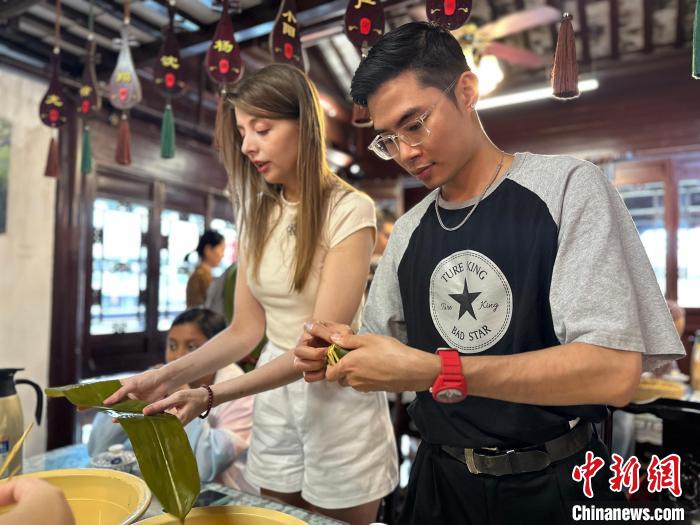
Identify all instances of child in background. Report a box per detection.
[89,308,256,493]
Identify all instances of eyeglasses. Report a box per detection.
[367,77,459,161]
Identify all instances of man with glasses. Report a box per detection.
[295,21,684,524]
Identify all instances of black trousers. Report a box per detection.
[399,436,626,525]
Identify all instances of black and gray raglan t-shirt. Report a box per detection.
[362,152,685,449]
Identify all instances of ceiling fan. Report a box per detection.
[451,5,563,71]
[409,4,563,94]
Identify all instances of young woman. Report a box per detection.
[106,64,398,524]
[90,308,255,493]
[186,229,225,307]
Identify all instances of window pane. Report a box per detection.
[678,179,700,308]
[158,210,205,331]
[90,198,149,335]
[616,182,666,296]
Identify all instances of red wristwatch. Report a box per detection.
[431,348,467,403]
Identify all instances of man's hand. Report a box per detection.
[293,321,353,383]
[325,332,441,393]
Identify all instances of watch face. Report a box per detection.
[436,388,465,403]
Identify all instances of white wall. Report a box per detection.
[0,65,56,459]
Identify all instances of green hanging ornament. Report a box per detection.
[81,125,93,174]
[160,102,175,158]
[693,0,700,78]
[154,2,186,158]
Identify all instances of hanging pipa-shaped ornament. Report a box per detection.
[154,3,185,158]
[39,1,68,178]
[78,3,101,175]
[206,0,243,149]
[269,0,305,70]
[426,0,472,30]
[344,0,385,127]
[109,1,142,165]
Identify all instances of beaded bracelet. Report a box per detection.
[199,384,214,419]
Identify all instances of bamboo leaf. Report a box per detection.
[46,381,200,520]
[326,343,349,367]
[45,380,148,413]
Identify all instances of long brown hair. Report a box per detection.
[217,64,354,291]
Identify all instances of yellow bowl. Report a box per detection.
[136,505,308,524]
[2,468,151,525]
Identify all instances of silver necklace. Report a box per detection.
[434,156,504,232]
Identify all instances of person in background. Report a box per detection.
[367,208,396,293]
[205,261,266,372]
[186,229,225,307]
[612,299,687,458]
[651,299,686,378]
[667,300,686,342]
[105,64,398,525]
[0,478,74,525]
[89,308,256,493]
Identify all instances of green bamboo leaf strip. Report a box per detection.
[46,380,147,413]
[46,381,200,520]
[120,415,199,520]
[326,343,349,367]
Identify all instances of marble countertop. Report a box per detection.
[25,444,346,525]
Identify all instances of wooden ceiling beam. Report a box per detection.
[0,22,82,73]
[327,36,356,82]
[0,31,60,67]
[23,13,100,52]
[675,0,686,47]
[577,0,591,64]
[147,0,204,29]
[44,0,163,39]
[642,0,654,54]
[41,0,122,41]
[0,0,42,20]
[609,0,619,59]
[305,45,349,101]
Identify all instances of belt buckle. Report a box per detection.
[464,448,481,475]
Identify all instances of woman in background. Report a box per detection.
[186,229,225,307]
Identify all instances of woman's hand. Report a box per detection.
[0,478,75,525]
[293,321,354,382]
[103,367,173,406]
[141,387,210,426]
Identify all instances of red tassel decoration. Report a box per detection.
[116,113,132,165]
[44,136,60,178]
[551,13,579,100]
[213,89,225,151]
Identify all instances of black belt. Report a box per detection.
[442,422,593,476]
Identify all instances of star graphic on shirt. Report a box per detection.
[449,278,481,321]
